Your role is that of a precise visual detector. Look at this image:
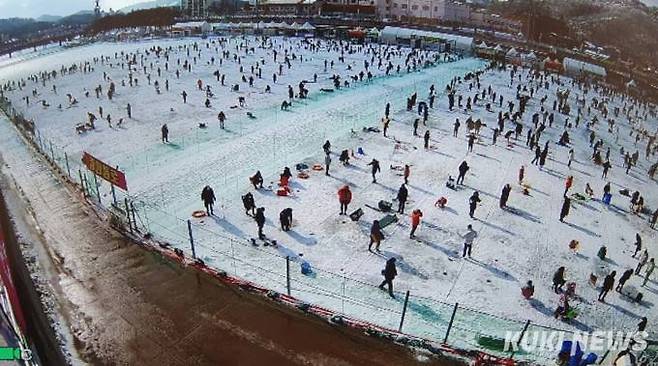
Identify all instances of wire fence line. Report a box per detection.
[2,95,657,365]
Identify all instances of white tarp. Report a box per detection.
[563,57,607,77]
[379,26,473,52]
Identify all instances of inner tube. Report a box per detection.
[298,172,309,179]
[192,210,207,218]
[312,164,323,171]
[320,88,334,93]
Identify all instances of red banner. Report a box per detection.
[0,223,27,333]
[82,152,128,191]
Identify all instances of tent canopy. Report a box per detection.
[300,22,316,30]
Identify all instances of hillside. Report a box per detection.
[488,0,658,68]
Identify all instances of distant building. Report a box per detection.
[321,0,376,16]
[377,0,470,24]
[171,21,212,35]
[181,0,209,17]
[469,9,522,33]
[259,0,323,15]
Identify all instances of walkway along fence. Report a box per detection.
[2,95,657,366]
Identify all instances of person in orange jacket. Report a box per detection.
[410,209,423,238]
[337,185,352,215]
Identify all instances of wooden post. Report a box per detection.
[286,256,291,296]
[398,290,410,332]
[444,302,459,344]
[187,219,196,259]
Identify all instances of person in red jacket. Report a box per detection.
[410,209,423,238]
[337,185,352,215]
[564,175,573,196]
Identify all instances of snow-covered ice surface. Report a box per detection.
[2,36,657,363]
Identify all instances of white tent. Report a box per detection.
[290,22,301,30]
[277,22,291,29]
[477,41,489,49]
[506,48,518,57]
[563,57,606,78]
[257,21,266,29]
[300,22,316,30]
[378,26,473,52]
[493,44,503,52]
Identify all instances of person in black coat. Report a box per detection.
[559,197,571,222]
[500,184,512,209]
[633,233,642,258]
[323,140,331,155]
[638,317,647,332]
[598,271,616,302]
[242,192,256,216]
[161,123,169,143]
[553,266,566,293]
[397,184,408,214]
[368,159,381,183]
[255,207,266,239]
[378,257,397,298]
[457,161,469,185]
[469,191,481,218]
[250,171,264,189]
[616,269,633,292]
[369,220,384,252]
[201,185,216,215]
[279,208,293,231]
[423,130,430,149]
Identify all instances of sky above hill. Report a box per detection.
[0,0,144,19]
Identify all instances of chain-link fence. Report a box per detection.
[2,94,653,366]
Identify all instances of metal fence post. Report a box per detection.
[64,152,70,177]
[124,198,133,233]
[598,350,610,365]
[511,320,531,358]
[130,202,137,232]
[49,140,54,162]
[78,170,86,197]
[93,173,101,203]
[187,219,196,259]
[444,302,459,344]
[111,184,117,206]
[398,290,410,332]
[286,256,291,296]
[517,320,530,347]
